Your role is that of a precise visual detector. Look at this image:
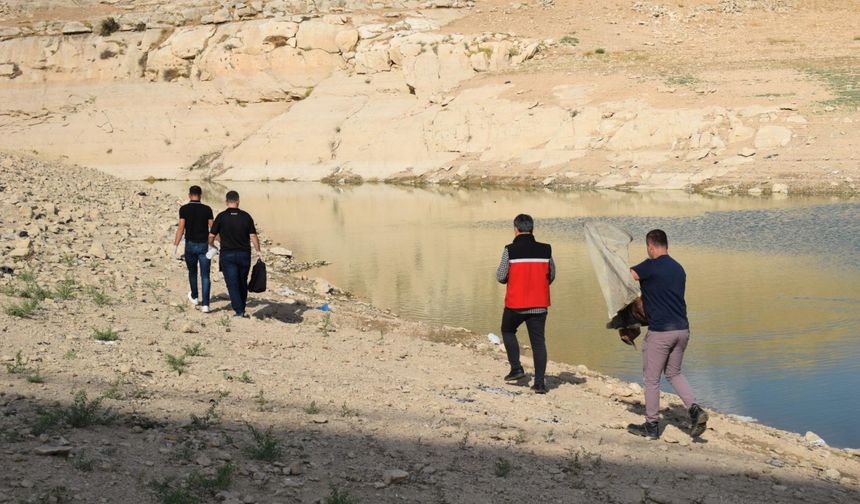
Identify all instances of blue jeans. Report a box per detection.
[184,241,211,306]
[220,250,251,316]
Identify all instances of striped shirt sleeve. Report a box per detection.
[496,247,509,284]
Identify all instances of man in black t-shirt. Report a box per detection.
[626,229,708,441]
[173,185,214,312]
[208,190,262,318]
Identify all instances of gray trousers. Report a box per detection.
[642,329,696,423]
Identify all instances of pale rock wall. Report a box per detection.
[0,2,802,188]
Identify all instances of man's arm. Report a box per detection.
[173,219,186,247]
[548,257,556,285]
[630,268,640,282]
[208,233,216,247]
[250,234,262,260]
[172,218,186,258]
[496,247,509,284]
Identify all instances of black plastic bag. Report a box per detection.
[248,259,267,293]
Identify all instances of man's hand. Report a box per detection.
[172,245,179,259]
[255,249,264,263]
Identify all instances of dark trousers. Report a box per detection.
[220,250,251,316]
[501,308,548,386]
[184,241,211,306]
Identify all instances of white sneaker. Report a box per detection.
[187,292,199,306]
[200,305,211,313]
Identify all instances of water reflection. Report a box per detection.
[155,181,860,447]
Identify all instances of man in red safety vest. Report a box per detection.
[496,214,556,394]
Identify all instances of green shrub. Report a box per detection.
[98,17,120,37]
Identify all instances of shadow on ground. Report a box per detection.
[1,388,856,504]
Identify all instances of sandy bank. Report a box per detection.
[1,153,859,503]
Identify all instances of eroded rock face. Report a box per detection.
[0,1,813,189]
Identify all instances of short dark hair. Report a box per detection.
[646,229,668,248]
[189,185,202,197]
[513,214,534,233]
[225,190,240,202]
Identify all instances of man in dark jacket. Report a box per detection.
[172,185,214,313]
[208,190,262,318]
[496,214,556,394]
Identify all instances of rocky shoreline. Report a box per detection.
[2,154,860,503]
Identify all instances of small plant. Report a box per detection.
[325,485,360,504]
[63,349,78,360]
[70,451,95,472]
[340,402,359,418]
[61,254,77,266]
[457,431,470,450]
[217,314,231,328]
[188,393,226,430]
[165,353,188,375]
[92,327,119,342]
[244,423,282,461]
[494,458,512,478]
[182,343,206,357]
[319,313,335,337]
[100,49,117,60]
[567,448,602,475]
[5,350,29,374]
[27,369,45,383]
[18,271,35,283]
[544,429,556,443]
[513,430,527,445]
[187,463,235,496]
[20,282,53,301]
[666,73,699,87]
[595,47,606,54]
[134,22,147,32]
[4,298,40,318]
[253,389,272,412]
[98,17,120,37]
[238,370,253,384]
[149,478,200,504]
[303,401,320,415]
[560,34,579,46]
[86,286,113,306]
[35,390,115,434]
[37,486,71,504]
[175,302,188,313]
[53,277,77,300]
[65,390,113,428]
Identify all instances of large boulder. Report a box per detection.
[754,125,792,149]
[335,29,359,53]
[296,21,341,53]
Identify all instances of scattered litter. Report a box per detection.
[279,287,297,297]
[487,333,501,345]
[318,303,332,312]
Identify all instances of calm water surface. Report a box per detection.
[156,182,860,448]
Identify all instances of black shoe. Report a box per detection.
[504,367,526,381]
[689,404,709,438]
[627,421,660,440]
[531,383,548,395]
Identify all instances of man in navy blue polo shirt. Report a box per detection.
[627,229,708,440]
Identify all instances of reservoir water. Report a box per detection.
[156,182,860,448]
